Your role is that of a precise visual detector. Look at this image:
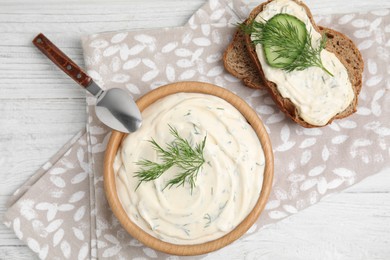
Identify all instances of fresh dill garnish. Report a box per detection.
[134,125,207,192]
[240,13,333,76]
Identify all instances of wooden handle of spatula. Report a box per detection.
[32,33,91,88]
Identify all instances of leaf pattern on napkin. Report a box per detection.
[4,131,92,259]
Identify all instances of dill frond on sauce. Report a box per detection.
[134,125,207,192]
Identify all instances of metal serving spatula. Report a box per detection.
[32,33,142,133]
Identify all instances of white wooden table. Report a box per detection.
[1,0,389,259]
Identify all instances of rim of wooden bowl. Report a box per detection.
[104,81,274,256]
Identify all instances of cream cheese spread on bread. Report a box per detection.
[251,0,354,126]
[114,93,264,244]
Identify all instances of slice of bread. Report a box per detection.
[223,0,364,128]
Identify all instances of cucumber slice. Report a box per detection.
[262,14,307,68]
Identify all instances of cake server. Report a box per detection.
[33,33,142,133]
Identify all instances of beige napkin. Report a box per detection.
[4,0,389,259]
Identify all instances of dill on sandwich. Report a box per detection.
[241,13,333,76]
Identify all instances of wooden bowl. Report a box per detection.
[104,81,274,255]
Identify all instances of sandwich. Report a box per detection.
[224,0,364,127]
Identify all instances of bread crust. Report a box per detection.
[223,29,264,89]
[225,0,364,128]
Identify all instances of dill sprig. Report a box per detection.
[134,125,207,192]
[240,15,333,76]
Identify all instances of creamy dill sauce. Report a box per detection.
[252,0,354,126]
[114,93,264,245]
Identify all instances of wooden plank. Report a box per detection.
[344,168,390,193]
[205,192,390,259]
[0,40,86,100]
[1,190,390,256]
[0,246,39,259]
[0,1,204,36]
[0,99,85,194]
